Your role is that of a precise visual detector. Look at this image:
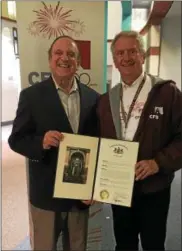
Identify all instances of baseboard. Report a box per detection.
[1,120,13,126]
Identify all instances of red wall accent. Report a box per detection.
[145,46,160,57]
[76,40,91,70]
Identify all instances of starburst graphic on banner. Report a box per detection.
[31,1,77,39]
[70,19,86,37]
[27,22,40,37]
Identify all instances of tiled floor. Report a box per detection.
[1,125,29,250]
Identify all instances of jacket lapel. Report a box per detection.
[109,84,122,139]
[133,76,173,140]
[77,81,87,133]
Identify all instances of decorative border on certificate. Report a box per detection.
[93,138,139,207]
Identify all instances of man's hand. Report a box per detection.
[43,131,64,149]
[135,159,159,181]
[81,200,95,206]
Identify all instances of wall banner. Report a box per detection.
[16,1,106,94]
[16,1,107,250]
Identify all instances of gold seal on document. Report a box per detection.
[100,190,109,200]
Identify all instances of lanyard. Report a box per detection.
[120,74,146,131]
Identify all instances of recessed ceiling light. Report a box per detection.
[142,1,150,3]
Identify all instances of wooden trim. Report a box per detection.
[1,120,13,126]
[146,46,160,57]
[140,1,173,35]
[1,16,17,23]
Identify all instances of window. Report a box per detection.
[7,1,16,19]
[131,8,148,31]
[12,27,19,57]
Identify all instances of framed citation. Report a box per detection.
[53,133,139,207]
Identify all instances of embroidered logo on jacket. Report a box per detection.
[149,106,164,120]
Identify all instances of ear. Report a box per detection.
[48,55,52,65]
[76,55,81,68]
[76,61,80,70]
[48,60,52,69]
[141,53,145,64]
[113,55,119,69]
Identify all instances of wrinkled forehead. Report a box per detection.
[114,36,140,51]
[52,38,79,53]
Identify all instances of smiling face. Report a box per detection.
[49,37,79,82]
[113,36,145,83]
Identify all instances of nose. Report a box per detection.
[62,53,69,61]
[123,50,130,60]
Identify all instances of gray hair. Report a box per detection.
[111,30,146,56]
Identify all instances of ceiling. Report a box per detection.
[132,0,153,8]
[165,1,181,17]
[132,0,181,17]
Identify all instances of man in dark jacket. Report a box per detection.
[8,35,99,251]
[96,30,182,250]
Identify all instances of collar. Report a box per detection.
[122,71,145,89]
[52,74,78,94]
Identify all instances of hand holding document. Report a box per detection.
[82,200,95,205]
[53,133,139,207]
